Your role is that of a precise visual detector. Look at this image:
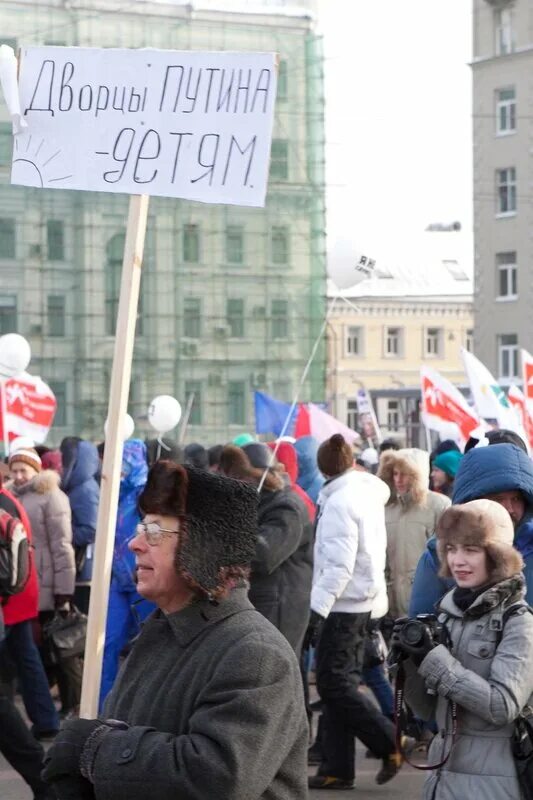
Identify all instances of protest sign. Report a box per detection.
[13,47,277,207]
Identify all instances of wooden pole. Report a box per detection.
[80,194,149,718]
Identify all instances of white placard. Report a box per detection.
[12,47,277,207]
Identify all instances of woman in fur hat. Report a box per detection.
[378,448,450,618]
[395,499,533,800]
[41,462,308,800]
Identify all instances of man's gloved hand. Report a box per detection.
[48,775,95,800]
[42,719,103,784]
[53,595,72,613]
[303,610,325,651]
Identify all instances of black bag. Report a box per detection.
[513,706,533,800]
[42,605,87,663]
[0,508,30,597]
[363,628,388,669]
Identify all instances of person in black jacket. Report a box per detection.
[219,443,313,655]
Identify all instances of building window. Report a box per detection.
[498,333,519,380]
[227,298,244,338]
[47,295,65,337]
[496,87,516,135]
[385,326,403,357]
[183,224,200,263]
[271,299,289,339]
[272,379,291,402]
[387,399,401,431]
[496,167,516,214]
[495,7,514,55]
[225,225,244,265]
[184,380,202,426]
[496,251,517,298]
[465,329,474,353]
[0,123,12,166]
[277,59,288,100]
[49,381,67,427]
[269,139,289,181]
[425,327,443,357]
[183,297,201,339]
[228,380,246,425]
[0,218,16,258]
[271,226,289,264]
[47,220,65,261]
[0,295,17,334]
[345,326,363,356]
[105,233,124,335]
[347,399,358,430]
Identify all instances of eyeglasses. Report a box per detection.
[135,521,180,546]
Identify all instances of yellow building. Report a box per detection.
[326,253,473,447]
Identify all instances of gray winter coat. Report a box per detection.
[8,471,75,611]
[404,575,533,800]
[89,586,308,800]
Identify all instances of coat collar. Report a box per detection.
[154,585,255,647]
[438,574,525,619]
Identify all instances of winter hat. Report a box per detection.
[436,499,523,582]
[359,447,379,467]
[433,450,463,478]
[184,442,208,470]
[138,461,258,597]
[242,442,273,470]
[41,450,63,474]
[464,428,527,454]
[379,438,401,453]
[219,445,282,491]
[8,448,42,473]
[431,439,461,460]
[317,434,354,477]
[232,433,255,447]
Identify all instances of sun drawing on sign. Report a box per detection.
[11,135,72,187]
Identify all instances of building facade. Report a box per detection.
[472,0,533,384]
[0,0,326,447]
[327,254,473,447]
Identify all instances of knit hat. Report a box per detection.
[138,461,258,597]
[41,450,63,474]
[317,434,354,477]
[232,433,255,447]
[436,499,523,582]
[242,442,272,470]
[433,450,463,478]
[8,448,42,473]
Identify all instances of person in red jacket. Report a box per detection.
[267,441,316,523]
[0,483,60,738]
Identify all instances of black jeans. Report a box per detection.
[0,683,50,797]
[316,611,396,780]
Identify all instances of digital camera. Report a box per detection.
[396,613,444,649]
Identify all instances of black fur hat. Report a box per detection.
[138,461,258,596]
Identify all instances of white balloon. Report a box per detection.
[104,413,135,441]
[10,436,35,454]
[148,395,182,434]
[0,334,31,378]
[328,237,376,290]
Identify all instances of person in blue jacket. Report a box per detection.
[294,436,324,504]
[409,438,533,615]
[60,437,100,614]
[99,439,154,709]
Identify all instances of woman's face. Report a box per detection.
[393,468,411,496]
[446,543,489,589]
[431,466,449,490]
[129,513,193,613]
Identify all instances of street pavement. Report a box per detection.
[0,747,426,799]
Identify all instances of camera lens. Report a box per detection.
[401,620,424,647]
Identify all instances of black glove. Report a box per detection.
[391,622,437,666]
[42,719,103,784]
[49,775,95,800]
[303,610,325,651]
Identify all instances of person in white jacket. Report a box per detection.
[307,434,406,790]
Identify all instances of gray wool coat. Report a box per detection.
[403,575,533,800]
[8,471,75,611]
[90,587,308,800]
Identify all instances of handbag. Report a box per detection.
[42,605,88,663]
[363,628,388,669]
[513,706,533,800]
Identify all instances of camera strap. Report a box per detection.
[394,661,457,771]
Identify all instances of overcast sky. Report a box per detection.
[319,0,473,270]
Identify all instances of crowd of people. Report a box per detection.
[0,426,532,799]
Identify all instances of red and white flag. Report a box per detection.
[420,365,480,448]
[509,381,533,450]
[522,349,533,425]
[0,372,57,445]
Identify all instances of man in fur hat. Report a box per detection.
[42,461,308,800]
